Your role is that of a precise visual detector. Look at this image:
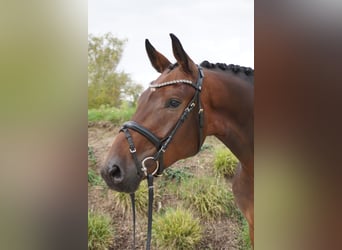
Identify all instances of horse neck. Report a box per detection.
[202,69,254,169]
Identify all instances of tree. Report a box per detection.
[88,33,142,108]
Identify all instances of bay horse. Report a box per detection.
[101,34,254,248]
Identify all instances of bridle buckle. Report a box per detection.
[129,148,137,153]
[141,156,159,176]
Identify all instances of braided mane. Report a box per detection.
[167,61,254,83]
[200,60,253,75]
[200,60,254,84]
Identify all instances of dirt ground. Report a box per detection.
[88,122,245,249]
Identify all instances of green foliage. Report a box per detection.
[88,168,104,186]
[240,218,252,250]
[163,167,193,184]
[179,177,237,219]
[88,211,114,250]
[88,146,97,166]
[153,208,202,249]
[213,148,238,178]
[88,33,143,109]
[88,104,136,124]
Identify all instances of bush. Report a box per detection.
[153,208,202,249]
[179,177,237,219]
[213,148,238,178]
[163,167,193,184]
[88,33,143,109]
[88,211,114,250]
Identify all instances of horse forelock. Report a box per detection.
[168,62,178,70]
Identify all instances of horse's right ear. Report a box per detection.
[170,33,195,74]
[145,39,171,73]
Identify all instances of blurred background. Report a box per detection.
[1,0,342,249]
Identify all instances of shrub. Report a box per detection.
[88,211,114,250]
[213,148,238,178]
[163,167,193,184]
[179,177,237,219]
[88,168,104,186]
[153,208,202,249]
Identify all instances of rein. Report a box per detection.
[120,66,204,249]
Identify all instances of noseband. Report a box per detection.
[120,66,204,249]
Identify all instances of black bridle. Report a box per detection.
[120,66,204,249]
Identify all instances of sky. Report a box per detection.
[88,0,254,87]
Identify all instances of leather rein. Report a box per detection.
[120,66,204,249]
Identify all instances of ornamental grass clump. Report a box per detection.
[213,148,238,178]
[88,211,114,250]
[153,207,202,249]
[179,177,236,219]
[112,181,148,216]
[112,181,161,216]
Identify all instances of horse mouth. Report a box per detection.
[103,178,140,193]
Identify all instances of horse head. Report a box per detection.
[101,34,205,193]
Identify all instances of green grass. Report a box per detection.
[153,207,202,249]
[112,188,146,217]
[111,181,160,216]
[88,168,104,186]
[213,148,238,178]
[88,146,97,166]
[156,167,194,199]
[88,211,114,250]
[240,218,252,250]
[88,106,136,124]
[179,177,237,219]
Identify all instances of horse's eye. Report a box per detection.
[166,99,181,108]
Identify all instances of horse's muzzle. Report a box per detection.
[100,160,141,193]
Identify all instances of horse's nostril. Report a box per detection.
[109,165,123,181]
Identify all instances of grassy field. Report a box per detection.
[88,112,251,249]
[88,105,136,124]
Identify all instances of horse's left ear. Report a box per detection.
[170,33,196,74]
[145,39,171,73]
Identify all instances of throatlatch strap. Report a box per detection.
[197,67,204,151]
